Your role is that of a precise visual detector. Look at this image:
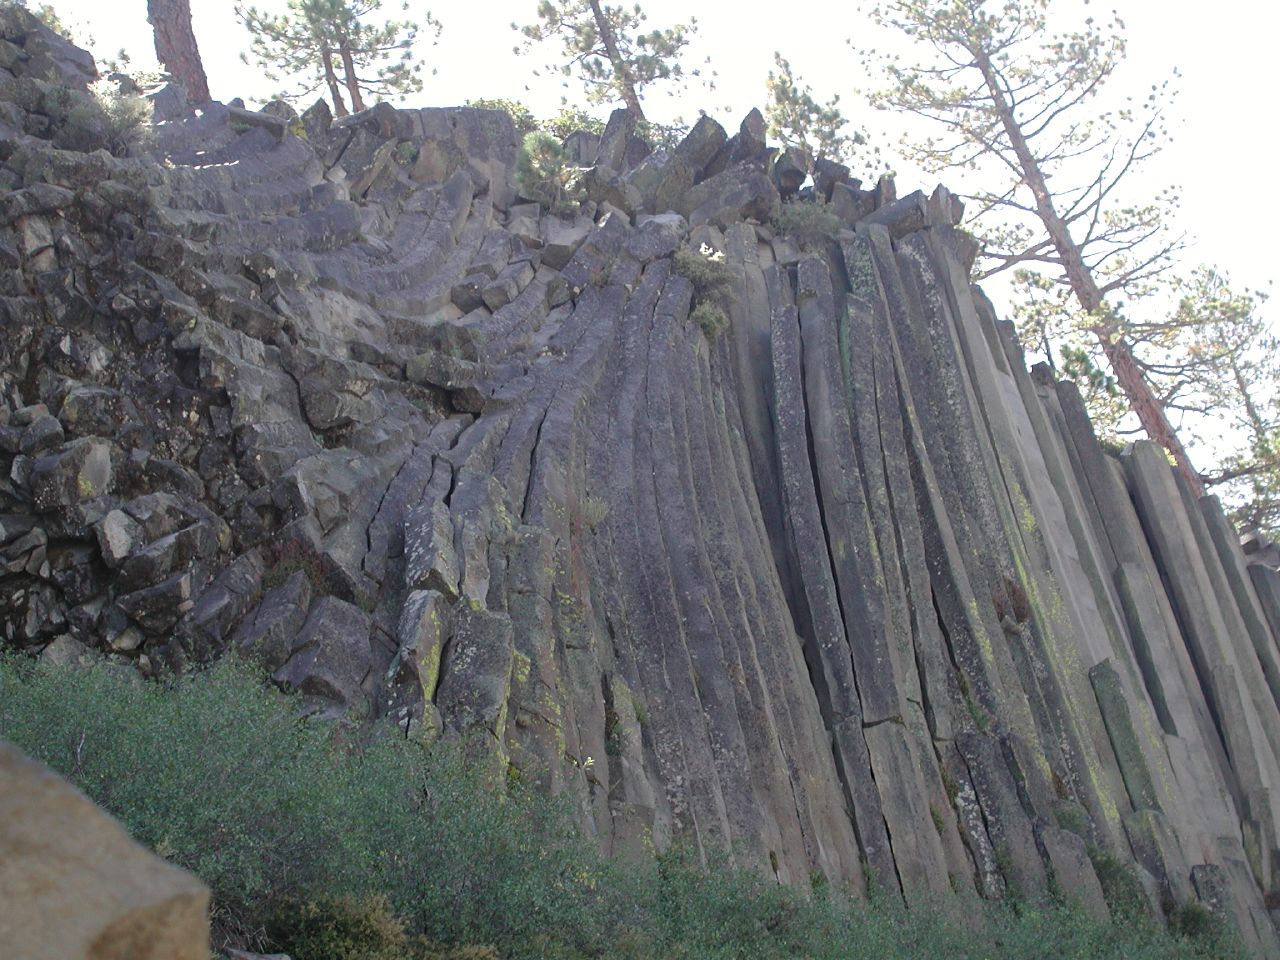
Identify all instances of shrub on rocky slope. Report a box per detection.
[0,656,1245,959]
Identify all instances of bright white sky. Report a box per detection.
[49,0,1277,332]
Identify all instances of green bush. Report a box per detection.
[690,302,728,339]
[265,894,499,960]
[515,130,582,213]
[672,244,733,341]
[0,654,1248,960]
[465,97,537,138]
[47,79,153,157]
[266,894,417,960]
[772,197,842,246]
[539,107,604,140]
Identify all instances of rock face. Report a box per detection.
[2,13,1280,955]
[0,741,211,960]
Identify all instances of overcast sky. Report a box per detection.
[48,0,1278,334]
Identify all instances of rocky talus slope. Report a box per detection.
[3,10,1279,953]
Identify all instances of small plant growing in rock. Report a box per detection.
[515,130,583,214]
[48,79,153,157]
[690,302,729,339]
[582,494,609,529]
[673,243,733,341]
[772,198,842,247]
[395,140,419,166]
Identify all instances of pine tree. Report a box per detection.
[147,0,210,103]
[765,53,866,176]
[513,1,702,121]
[236,0,438,117]
[1161,269,1278,532]
[859,0,1203,493]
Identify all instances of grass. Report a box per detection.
[0,653,1249,960]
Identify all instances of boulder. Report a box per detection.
[0,742,210,960]
[273,596,372,707]
[29,437,115,512]
[676,165,780,228]
[673,114,728,178]
[234,570,313,670]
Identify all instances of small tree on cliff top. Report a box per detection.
[765,52,868,177]
[236,0,439,117]
[859,0,1203,493]
[512,1,704,121]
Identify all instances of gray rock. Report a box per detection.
[18,413,62,455]
[57,385,141,437]
[227,105,286,140]
[673,114,728,178]
[234,570,312,669]
[541,215,593,270]
[677,165,780,228]
[1038,826,1109,921]
[94,509,142,569]
[273,596,371,707]
[436,605,514,736]
[118,572,194,635]
[29,438,115,512]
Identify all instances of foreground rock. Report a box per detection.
[0,742,210,960]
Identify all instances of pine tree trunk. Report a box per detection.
[586,0,645,120]
[320,43,348,117]
[146,0,210,103]
[975,51,1203,495]
[337,37,365,113]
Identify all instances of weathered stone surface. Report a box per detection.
[677,164,780,227]
[1038,825,1109,920]
[273,596,371,707]
[435,604,514,737]
[29,438,115,511]
[673,114,727,177]
[541,215,593,270]
[0,25,1276,946]
[0,742,210,960]
[233,570,312,669]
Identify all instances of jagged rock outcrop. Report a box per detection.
[2,12,1279,954]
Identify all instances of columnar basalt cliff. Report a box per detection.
[3,10,1280,954]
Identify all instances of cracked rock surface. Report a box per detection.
[3,12,1280,953]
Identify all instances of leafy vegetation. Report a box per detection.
[0,653,1246,959]
[46,79,154,157]
[539,105,605,139]
[673,244,733,341]
[235,0,440,116]
[765,52,868,176]
[514,130,584,213]
[858,0,1201,493]
[772,198,842,247]
[512,0,706,120]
